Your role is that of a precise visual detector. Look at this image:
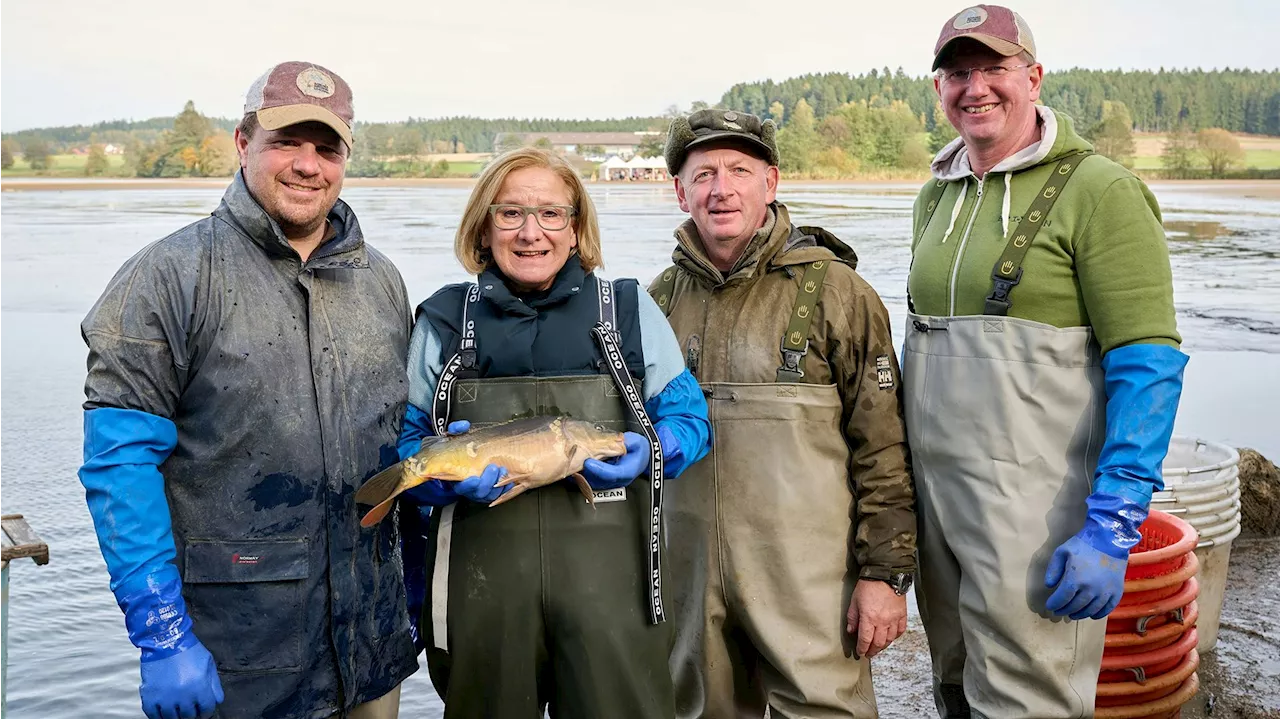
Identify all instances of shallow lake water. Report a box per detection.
[2,180,1277,717]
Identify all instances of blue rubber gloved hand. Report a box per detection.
[118,570,224,719]
[402,420,473,506]
[1044,493,1144,620]
[582,431,651,490]
[140,643,224,719]
[1044,343,1188,621]
[456,464,512,504]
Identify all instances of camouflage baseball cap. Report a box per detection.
[244,61,354,147]
[933,5,1036,70]
[665,108,779,175]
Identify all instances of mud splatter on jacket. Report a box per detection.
[81,173,417,718]
[650,203,916,577]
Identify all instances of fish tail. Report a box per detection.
[360,499,396,528]
[355,461,406,507]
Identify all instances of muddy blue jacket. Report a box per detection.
[80,173,417,719]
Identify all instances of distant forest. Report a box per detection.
[6,67,1278,150]
[4,67,1277,180]
[722,67,1280,136]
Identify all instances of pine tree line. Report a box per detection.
[720,67,1280,135]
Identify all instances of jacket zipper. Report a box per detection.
[947,176,986,316]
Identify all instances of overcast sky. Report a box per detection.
[3,0,1278,131]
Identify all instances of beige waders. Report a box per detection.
[668,382,878,719]
[902,314,1107,718]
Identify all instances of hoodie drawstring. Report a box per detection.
[941,179,967,243]
[1001,172,1013,238]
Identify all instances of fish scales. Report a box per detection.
[355,416,627,526]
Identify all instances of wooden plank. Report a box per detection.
[1,515,49,566]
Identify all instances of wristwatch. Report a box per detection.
[880,571,914,596]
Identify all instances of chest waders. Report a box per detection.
[659,257,879,719]
[904,153,1109,718]
[421,280,673,719]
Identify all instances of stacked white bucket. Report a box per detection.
[1155,437,1242,653]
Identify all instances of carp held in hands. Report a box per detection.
[355,416,628,526]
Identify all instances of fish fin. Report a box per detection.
[360,498,395,528]
[488,483,529,508]
[355,462,406,507]
[418,435,448,451]
[571,473,596,508]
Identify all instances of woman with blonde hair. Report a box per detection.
[396,147,709,718]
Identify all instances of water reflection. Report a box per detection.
[1,181,1277,718]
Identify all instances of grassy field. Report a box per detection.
[1131,132,1280,171]
[3,153,129,177]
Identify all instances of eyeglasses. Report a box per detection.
[487,204,576,231]
[937,64,1032,84]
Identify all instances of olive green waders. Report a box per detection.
[668,382,879,719]
[902,315,1107,718]
[422,373,673,719]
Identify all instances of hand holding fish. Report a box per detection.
[582,432,651,490]
[355,416,628,526]
[455,464,514,504]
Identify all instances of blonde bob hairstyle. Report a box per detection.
[454,147,603,276]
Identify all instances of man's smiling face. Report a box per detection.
[236,120,347,239]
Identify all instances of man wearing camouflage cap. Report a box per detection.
[649,108,917,718]
[904,6,1186,717]
[79,62,417,718]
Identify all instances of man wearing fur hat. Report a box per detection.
[904,5,1186,717]
[649,109,918,718]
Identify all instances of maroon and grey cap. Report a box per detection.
[933,5,1036,70]
[243,61,354,147]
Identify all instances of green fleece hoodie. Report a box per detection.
[908,107,1180,353]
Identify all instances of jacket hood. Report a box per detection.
[930,106,1093,181]
[215,171,368,270]
[672,203,858,286]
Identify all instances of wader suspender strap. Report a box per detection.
[598,276,619,339]
[650,266,678,317]
[776,260,831,383]
[909,179,950,313]
[432,283,481,434]
[983,151,1092,316]
[590,322,666,625]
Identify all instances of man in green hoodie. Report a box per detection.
[650,108,918,718]
[905,5,1189,718]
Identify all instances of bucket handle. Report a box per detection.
[1135,605,1185,636]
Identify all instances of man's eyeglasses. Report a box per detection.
[937,64,1032,84]
[488,204,576,231]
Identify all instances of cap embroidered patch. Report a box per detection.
[954,6,988,29]
[876,354,894,390]
[296,68,336,98]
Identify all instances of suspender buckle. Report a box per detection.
[778,339,808,382]
[984,267,1022,316]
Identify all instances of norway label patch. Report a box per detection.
[876,354,894,390]
[590,487,627,503]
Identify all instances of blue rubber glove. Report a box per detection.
[1044,493,1141,619]
[582,432,651,490]
[402,420,472,506]
[1045,343,1187,620]
[118,569,224,719]
[1093,343,1189,503]
[456,464,512,504]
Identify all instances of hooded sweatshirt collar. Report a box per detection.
[930,105,1062,181]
